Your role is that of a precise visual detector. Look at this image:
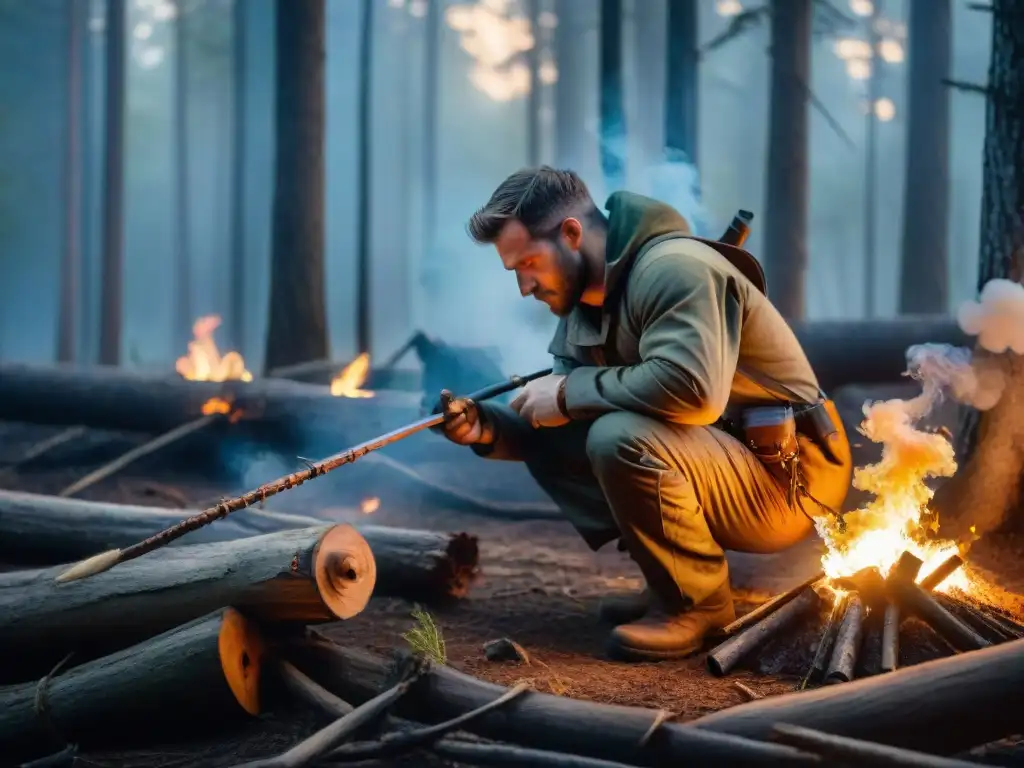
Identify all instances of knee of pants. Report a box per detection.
[585,411,678,480]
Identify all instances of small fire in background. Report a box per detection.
[331,353,374,398]
[176,315,253,383]
[361,497,381,515]
[201,397,232,416]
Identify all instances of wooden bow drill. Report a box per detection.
[55,367,553,584]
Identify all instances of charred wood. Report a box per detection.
[824,592,865,684]
[0,490,479,602]
[0,608,263,763]
[0,525,373,683]
[888,575,990,652]
[286,636,818,766]
[935,593,1016,644]
[693,636,1024,755]
[0,363,420,450]
[918,554,964,591]
[881,599,900,673]
[708,587,823,677]
[801,592,847,688]
[719,571,824,637]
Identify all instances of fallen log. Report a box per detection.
[0,490,479,602]
[0,525,373,683]
[0,362,421,450]
[791,316,970,393]
[0,608,263,763]
[771,723,988,768]
[693,635,1024,756]
[286,635,818,767]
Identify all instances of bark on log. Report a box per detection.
[286,636,818,766]
[0,490,479,602]
[693,636,1024,755]
[791,317,970,393]
[0,525,373,683]
[0,363,420,449]
[0,608,263,763]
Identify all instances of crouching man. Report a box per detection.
[438,167,853,661]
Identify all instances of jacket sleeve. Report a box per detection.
[562,251,743,425]
[472,354,579,461]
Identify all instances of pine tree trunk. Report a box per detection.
[898,0,951,314]
[356,0,373,356]
[553,0,586,169]
[98,0,126,366]
[599,0,625,190]
[173,3,192,352]
[229,0,247,352]
[664,0,698,166]
[762,0,810,320]
[264,0,329,373]
[58,0,85,363]
[932,0,1024,539]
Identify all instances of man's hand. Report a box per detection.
[510,373,570,428]
[437,390,493,446]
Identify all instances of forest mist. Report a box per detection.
[0,0,993,377]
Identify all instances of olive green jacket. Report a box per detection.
[476,192,849,511]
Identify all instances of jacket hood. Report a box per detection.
[602,191,692,294]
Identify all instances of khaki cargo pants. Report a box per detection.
[515,409,850,610]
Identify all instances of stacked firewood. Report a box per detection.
[706,551,1023,690]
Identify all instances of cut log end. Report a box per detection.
[314,524,377,620]
[218,607,265,716]
[440,532,480,599]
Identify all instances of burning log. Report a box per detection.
[0,490,479,602]
[0,525,373,683]
[880,599,900,673]
[918,554,965,591]
[693,636,1024,755]
[823,593,865,684]
[801,592,848,688]
[707,587,823,677]
[286,635,818,766]
[0,608,264,763]
[886,554,989,652]
[0,362,421,450]
[719,571,825,637]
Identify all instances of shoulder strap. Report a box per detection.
[634,231,769,296]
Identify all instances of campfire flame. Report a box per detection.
[816,392,972,594]
[330,354,374,398]
[176,315,253,383]
[361,497,380,515]
[201,397,232,416]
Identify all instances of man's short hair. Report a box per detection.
[467,166,601,244]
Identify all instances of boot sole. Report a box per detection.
[605,638,703,662]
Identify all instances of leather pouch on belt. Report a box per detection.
[742,406,799,485]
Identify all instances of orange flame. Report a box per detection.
[817,396,972,594]
[330,353,374,398]
[201,397,232,416]
[176,315,253,383]
[360,497,380,515]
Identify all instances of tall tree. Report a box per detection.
[228,0,247,351]
[553,0,586,169]
[58,0,86,363]
[263,0,328,372]
[355,0,372,356]
[98,0,126,366]
[526,0,541,167]
[174,0,192,348]
[599,0,625,190]
[762,0,811,320]
[933,0,1024,538]
[420,0,440,303]
[664,0,698,167]
[898,0,951,315]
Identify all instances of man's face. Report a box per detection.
[494,219,585,317]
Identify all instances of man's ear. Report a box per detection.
[560,217,584,250]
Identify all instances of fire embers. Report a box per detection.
[707,552,1024,685]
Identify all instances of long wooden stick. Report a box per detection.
[1,426,87,471]
[54,369,550,583]
[57,415,217,498]
[771,723,986,767]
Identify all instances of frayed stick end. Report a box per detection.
[55,549,123,583]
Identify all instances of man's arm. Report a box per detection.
[472,354,579,461]
[562,251,743,425]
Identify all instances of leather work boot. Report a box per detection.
[598,588,650,625]
[606,582,736,662]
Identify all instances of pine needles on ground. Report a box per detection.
[402,606,446,665]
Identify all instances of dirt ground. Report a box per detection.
[3,399,1024,766]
